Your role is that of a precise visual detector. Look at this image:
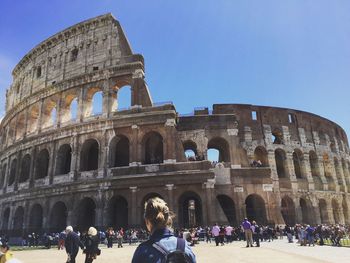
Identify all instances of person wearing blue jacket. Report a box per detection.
[132,197,196,263]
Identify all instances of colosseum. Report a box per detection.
[0,13,349,236]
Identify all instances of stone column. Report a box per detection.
[204,179,216,226]
[326,199,335,224]
[14,151,21,191]
[49,142,57,184]
[130,125,141,166]
[227,126,241,168]
[70,135,79,180]
[165,184,175,212]
[37,99,44,134]
[77,87,84,122]
[56,95,62,128]
[102,81,112,118]
[29,148,36,188]
[129,186,138,226]
[164,119,177,163]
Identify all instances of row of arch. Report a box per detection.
[3,85,132,144]
[281,196,349,225]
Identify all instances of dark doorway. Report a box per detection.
[245,194,267,225]
[107,196,128,229]
[76,198,96,231]
[50,202,68,232]
[80,139,99,171]
[217,195,237,226]
[56,144,72,175]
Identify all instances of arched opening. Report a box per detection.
[69,98,78,121]
[178,192,202,228]
[334,158,344,191]
[309,151,322,190]
[115,86,131,111]
[207,137,230,163]
[332,199,341,223]
[19,154,31,183]
[342,198,349,224]
[144,132,163,164]
[8,158,17,186]
[109,135,130,167]
[92,91,103,115]
[293,149,304,179]
[216,195,236,226]
[281,196,295,226]
[254,146,269,167]
[13,207,24,236]
[0,164,7,188]
[42,100,57,129]
[49,202,68,232]
[35,149,49,179]
[55,144,72,175]
[107,196,128,229]
[15,113,26,140]
[80,139,99,171]
[29,204,43,233]
[275,149,287,178]
[319,199,329,224]
[207,149,219,163]
[76,198,96,232]
[183,140,198,161]
[245,194,267,225]
[2,208,10,231]
[272,128,283,144]
[28,105,39,134]
[299,198,314,224]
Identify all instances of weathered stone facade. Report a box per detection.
[0,14,349,235]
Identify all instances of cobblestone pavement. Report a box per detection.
[13,239,350,263]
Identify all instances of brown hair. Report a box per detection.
[144,197,174,229]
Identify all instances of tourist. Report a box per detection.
[58,230,66,250]
[241,218,253,247]
[252,221,260,247]
[225,225,233,243]
[211,223,220,246]
[0,244,13,263]
[116,228,124,248]
[82,227,100,263]
[65,226,84,263]
[106,227,114,248]
[306,225,315,246]
[205,227,211,243]
[219,226,225,245]
[132,197,196,263]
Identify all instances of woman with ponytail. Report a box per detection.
[132,197,196,263]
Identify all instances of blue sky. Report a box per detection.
[0,0,349,138]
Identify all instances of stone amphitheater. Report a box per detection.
[0,13,349,236]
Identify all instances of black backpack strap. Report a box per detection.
[176,237,186,252]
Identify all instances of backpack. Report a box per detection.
[152,237,192,263]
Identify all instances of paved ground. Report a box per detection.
[13,239,350,263]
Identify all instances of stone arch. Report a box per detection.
[8,158,17,186]
[178,191,203,228]
[109,135,130,168]
[84,87,103,117]
[55,144,72,175]
[19,154,31,183]
[254,146,269,167]
[0,163,7,188]
[35,149,50,179]
[49,201,68,232]
[207,137,230,163]
[319,199,329,224]
[293,149,305,179]
[42,99,57,129]
[80,139,99,171]
[216,195,237,226]
[2,207,10,231]
[333,157,344,190]
[272,128,284,144]
[61,93,78,123]
[323,153,336,191]
[76,197,96,231]
[299,197,314,224]
[183,140,198,161]
[332,199,341,223]
[13,206,24,235]
[107,196,128,229]
[115,85,132,111]
[342,198,349,224]
[309,151,322,190]
[15,112,26,140]
[28,104,39,134]
[275,149,287,178]
[245,194,267,225]
[281,196,295,226]
[29,204,43,233]
[341,159,350,192]
[143,131,164,164]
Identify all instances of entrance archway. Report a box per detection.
[281,196,295,225]
[144,132,164,164]
[107,196,128,229]
[109,136,130,167]
[13,207,24,235]
[245,194,267,225]
[80,139,99,171]
[50,202,68,232]
[29,204,43,233]
[216,195,237,226]
[76,198,96,231]
[178,192,202,228]
[55,144,72,175]
[319,199,329,224]
[300,198,314,224]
